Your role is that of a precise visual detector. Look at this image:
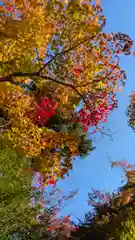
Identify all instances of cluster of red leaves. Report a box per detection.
[73,92,117,132]
[33,172,56,191]
[72,66,84,77]
[46,174,56,186]
[26,92,116,134]
[23,169,56,189]
[71,33,133,133]
[27,97,57,127]
[34,180,79,237]
[4,6,13,12]
[48,215,77,238]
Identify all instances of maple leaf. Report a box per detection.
[72,66,84,77]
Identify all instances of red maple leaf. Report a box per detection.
[26,97,57,126]
[6,6,13,12]
[48,179,56,186]
[72,66,84,77]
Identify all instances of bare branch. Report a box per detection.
[96,126,117,139]
[0,71,38,82]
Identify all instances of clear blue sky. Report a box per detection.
[56,0,135,221]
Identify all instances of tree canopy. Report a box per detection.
[0,0,133,183]
[70,163,135,240]
[0,1,134,239]
[0,146,39,238]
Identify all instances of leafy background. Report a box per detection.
[0,1,135,237]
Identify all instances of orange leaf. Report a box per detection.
[96,0,101,5]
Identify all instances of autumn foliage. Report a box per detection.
[0,0,133,184]
[0,1,135,239]
[27,97,57,127]
[70,164,135,240]
[127,91,135,131]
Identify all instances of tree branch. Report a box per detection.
[0,71,90,110]
[74,56,120,88]
[0,55,119,123]
[0,71,38,82]
[38,34,97,73]
[96,126,117,139]
[39,74,89,109]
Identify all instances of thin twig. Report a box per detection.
[74,56,120,87]
[38,34,97,73]
[96,126,117,139]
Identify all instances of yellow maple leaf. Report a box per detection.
[98,81,105,89]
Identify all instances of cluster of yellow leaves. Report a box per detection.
[0,0,55,76]
[36,0,106,119]
[0,82,41,155]
[0,82,79,180]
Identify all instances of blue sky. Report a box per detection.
[56,0,135,221]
